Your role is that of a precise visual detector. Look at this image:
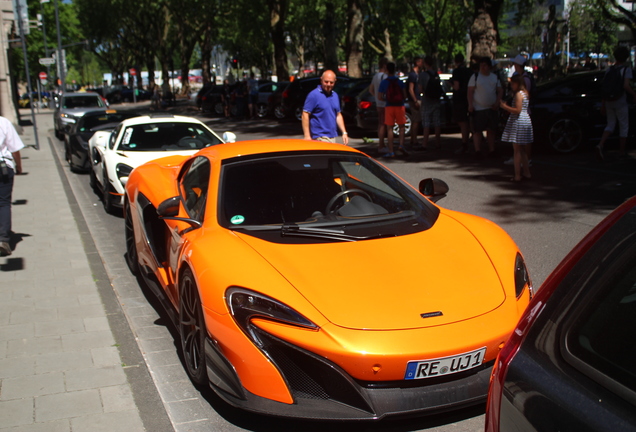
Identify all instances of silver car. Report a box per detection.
[54,92,108,139]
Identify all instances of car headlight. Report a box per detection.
[514,253,533,299]
[60,113,76,123]
[227,287,318,346]
[116,163,133,186]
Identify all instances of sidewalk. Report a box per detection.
[0,111,170,431]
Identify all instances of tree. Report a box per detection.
[597,0,636,43]
[471,0,504,59]
[345,0,364,77]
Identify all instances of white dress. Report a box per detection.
[502,92,533,144]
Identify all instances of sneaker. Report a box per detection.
[503,157,514,165]
[381,152,395,158]
[0,242,11,257]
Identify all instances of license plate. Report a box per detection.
[404,347,487,380]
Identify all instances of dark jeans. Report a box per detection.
[0,167,15,243]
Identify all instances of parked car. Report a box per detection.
[199,83,237,114]
[64,108,140,172]
[356,74,454,137]
[531,70,636,153]
[278,75,356,121]
[89,114,236,214]
[124,138,532,419]
[54,92,109,139]
[340,77,372,125]
[485,194,636,432]
[255,81,289,118]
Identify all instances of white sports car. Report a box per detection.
[89,113,236,213]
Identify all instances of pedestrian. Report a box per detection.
[0,116,24,256]
[378,62,408,157]
[467,57,503,157]
[233,80,247,119]
[596,46,636,160]
[407,56,423,148]
[504,54,535,165]
[500,75,532,182]
[418,56,443,150]
[247,72,259,119]
[151,86,160,110]
[302,69,349,145]
[369,57,388,153]
[222,79,232,118]
[450,53,473,153]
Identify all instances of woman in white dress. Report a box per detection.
[500,74,533,182]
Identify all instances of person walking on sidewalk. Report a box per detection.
[302,70,349,145]
[407,56,423,148]
[378,62,408,157]
[369,58,388,153]
[596,46,636,160]
[418,56,443,150]
[468,57,503,157]
[0,116,24,256]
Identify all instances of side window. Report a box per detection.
[109,124,123,150]
[180,156,211,221]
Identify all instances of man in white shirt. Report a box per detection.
[369,57,388,153]
[0,116,24,256]
[467,57,503,156]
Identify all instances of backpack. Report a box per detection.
[424,71,443,100]
[601,65,626,101]
[385,78,404,104]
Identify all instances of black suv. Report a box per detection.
[278,76,356,121]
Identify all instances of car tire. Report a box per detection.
[179,268,208,386]
[102,170,117,214]
[54,128,63,140]
[64,142,77,173]
[548,118,583,153]
[89,167,98,193]
[214,102,224,115]
[256,103,268,118]
[294,106,303,121]
[393,112,412,137]
[274,105,286,119]
[124,200,139,275]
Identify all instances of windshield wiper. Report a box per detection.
[280,224,395,242]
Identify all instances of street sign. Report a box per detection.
[39,57,55,65]
[38,72,47,80]
[129,68,137,76]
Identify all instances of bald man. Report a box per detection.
[302,70,349,145]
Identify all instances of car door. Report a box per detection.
[93,124,121,188]
[164,156,211,301]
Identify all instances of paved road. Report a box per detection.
[48,103,636,432]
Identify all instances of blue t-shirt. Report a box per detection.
[303,85,341,139]
[378,76,405,107]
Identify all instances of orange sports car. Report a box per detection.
[124,139,532,420]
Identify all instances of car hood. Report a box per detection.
[112,149,200,168]
[60,107,103,117]
[235,213,506,330]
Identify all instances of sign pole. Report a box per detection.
[15,0,40,150]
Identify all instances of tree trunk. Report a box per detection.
[268,0,289,80]
[323,1,339,72]
[146,62,156,90]
[471,0,503,59]
[346,0,364,78]
[200,25,214,85]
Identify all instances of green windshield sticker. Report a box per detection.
[230,215,245,225]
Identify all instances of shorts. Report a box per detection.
[421,101,441,128]
[471,109,498,133]
[452,100,469,123]
[385,106,407,126]
[249,94,258,104]
[314,136,336,143]
[604,102,629,137]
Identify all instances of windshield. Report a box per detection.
[79,113,137,133]
[219,152,439,242]
[117,122,223,151]
[62,95,104,109]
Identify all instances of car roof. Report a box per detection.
[118,114,209,127]
[61,92,101,98]
[195,138,363,162]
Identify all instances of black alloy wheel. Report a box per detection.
[179,268,208,386]
[89,167,98,193]
[274,104,286,119]
[548,118,583,153]
[393,111,412,137]
[124,201,138,275]
[256,103,268,118]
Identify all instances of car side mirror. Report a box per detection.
[157,196,202,231]
[419,178,449,203]
[157,196,181,217]
[222,132,237,143]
